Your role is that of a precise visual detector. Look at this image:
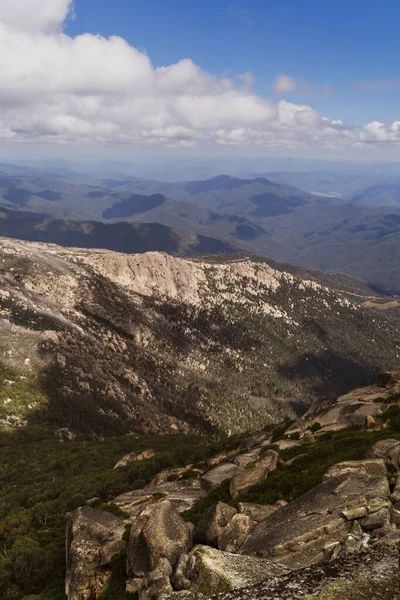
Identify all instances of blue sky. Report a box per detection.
[1,0,399,160]
[67,0,400,126]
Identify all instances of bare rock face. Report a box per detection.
[194,502,238,547]
[66,506,126,600]
[238,502,283,523]
[126,500,192,581]
[368,439,400,470]
[217,514,254,552]
[176,545,288,595]
[240,460,391,570]
[200,463,242,492]
[114,478,206,520]
[230,450,279,499]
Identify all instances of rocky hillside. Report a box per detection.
[64,374,400,600]
[0,236,399,437]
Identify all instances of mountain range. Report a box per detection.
[2,168,400,292]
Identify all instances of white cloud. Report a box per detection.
[0,0,72,33]
[0,0,396,152]
[273,73,334,96]
[360,121,400,142]
[274,74,298,94]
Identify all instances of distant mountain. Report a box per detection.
[4,170,400,293]
[0,207,239,256]
[250,171,400,198]
[351,182,400,207]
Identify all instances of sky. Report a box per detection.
[1,0,400,162]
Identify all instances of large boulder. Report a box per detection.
[218,514,254,552]
[177,545,287,595]
[194,502,237,547]
[127,500,192,578]
[200,463,242,492]
[114,478,206,519]
[368,439,400,470]
[241,461,391,570]
[230,450,279,499]
[66,506,126,600]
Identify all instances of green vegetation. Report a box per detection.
[184,427,400,525]
[0,426,238,600]
[0,362,49,422]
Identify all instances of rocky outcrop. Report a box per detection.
[114,478,205,519]
[229,450,279,499]
[113,448,155,469]
[294,371,400,437]
[369,439,400,470]
[126,501,192,576]
[66,507,126,600]
[240,459,391,569]
[126,500,192,597]
[218,514,254,552]
[200,463,242,492]
[194,503,238,547]
[166,543,400,600]
[174,545,288,595]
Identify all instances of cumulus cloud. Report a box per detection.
[273,74,334,96]
[0,0,395,151]
[0,0,73,33]
[360,121,400,142]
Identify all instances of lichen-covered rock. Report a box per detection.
[183,545,287,595]
[218,514,254,552]
[127,501,192,578]
[66,506,126,600]
[241,463,390,570]
[194,502,237,547]
[200,463,242,492]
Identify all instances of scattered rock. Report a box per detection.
[114,448,155,469]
